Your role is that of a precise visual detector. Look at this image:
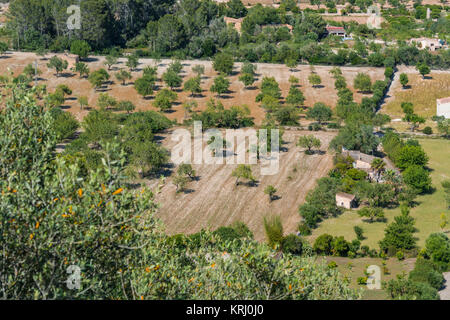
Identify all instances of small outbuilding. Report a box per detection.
[437,97,450,119]
[336,192,356,209]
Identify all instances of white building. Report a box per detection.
[437,97,450,119]
[410,38,445,52]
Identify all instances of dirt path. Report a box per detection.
[148,129,337,241]
[439,272,450,300]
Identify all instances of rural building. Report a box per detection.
[341,149,399,182]
[437,97,450,119]
[409,38,446,52]
[326,26,347,38]
[223,17,244,33]
[336,192,356,209]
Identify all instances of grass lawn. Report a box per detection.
[308,138,450,250]
[318,257,416,300]
[383,73,450,119]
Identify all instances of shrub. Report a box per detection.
[354,226,364,240]
[357,277,368,285]
[424,233,450,272]
[396,250,405,261]
[298,223,312,236]
[403,165,432,194]
[409,258,445,290]
[281,234,303,255]
[264,215,284,247]
[328,261,338,269]
[423,126,433,135]
[214,226,242,242]
[49,107,79,141]
[331,236,350,257]
[314,234,334,255]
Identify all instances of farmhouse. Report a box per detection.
[326,26,347,38]
[223,17,244,33]
[336,192,356,209]
[409,38,446,52]
[437,97,450,119]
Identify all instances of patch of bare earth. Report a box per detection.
[147,129,337,241]
[1,52,385,125]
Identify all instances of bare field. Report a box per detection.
[381,65,450,132]
[145,129,337,241]
[0,52,385,124]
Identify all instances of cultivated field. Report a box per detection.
[381,65,450,133]
[144,129,337,241]
[0,52,385,124]
[308,138,450,249]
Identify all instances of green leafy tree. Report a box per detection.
[126,54,139,71]
[286,86,305,107]
[78,95,88,110]
[308,74,322,88]
[213,53,234,75]
[47,56,68,77]
[134,76,155,98]
[117,100,136,114]
[0,41,8,56]
[74,62,90,78]
[70,40,91,60]
[416,63,430,79]
[97,93,117,110]
[88,69,109,91]
[162,70,182,90]
[264,185,277,202]
[307,103,332,124]
[115,70,132,86]
[354,72,372,93]
[210,75,230,98]
[178,163,196,180]
[297,135,321,154]
[232,164,256,186]
[396,145,429,170]
[358,207,385,223]
[183,76,202,97]
[403,165,432,194]
[401,102,425,132]
[400,73,409,88]
[104,54,118,70]
[379,206,417,253]
[239,73,255,89]
[154,89,178,112]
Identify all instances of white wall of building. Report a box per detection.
[437,101,450,119]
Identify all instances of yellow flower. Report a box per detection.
[145,267,150,273]
[35,221,40,229]
[188,277,195,283]
[211,263,216,268]
[29,234,34,240]
[112,188,123,195]
[289,284,292,291]
[227,281,231,287]
[101,184,106,192]
[154,265,160,271]
[140,296,144,300]
[78,188,83,197]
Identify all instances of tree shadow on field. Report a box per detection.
[84,57,98,63]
